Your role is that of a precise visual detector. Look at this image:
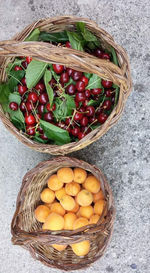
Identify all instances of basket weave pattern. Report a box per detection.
[11,157,115,270]
[0,16,132,154]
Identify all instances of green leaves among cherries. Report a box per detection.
[86,74,102,89]
[26,60,48,89]
[44,69,54,106]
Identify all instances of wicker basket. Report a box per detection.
[0,16,132,155]
[11,157,115,270]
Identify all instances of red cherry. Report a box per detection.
[22,61,28,69]
[14,66,23,71]
[66,68,74,76]
[66,127,72,134]
[66,41,71,48]
[102,80,113,88]
[83,99,89,107]
[40,134,48,140]
[79,106,86,112]
[49,78,56,87]
[80,116,88,126]
[21,77,26,85]
[35,82,45,93]
[65,117,71,126]
[26,125,35,136]
[25,114,36,125]
[36,113,42,121]
[101,53,110,60]
[112,95,115,104]
[60,72,69,83]
[9,102,18,111]
[96,108,103,115]
[74,112,83,121]
[57,121,66,129]
[38,104,45,115]
[86,106,95,117]
[98,113,108,123]
[102,100,112,110]
[20,102,26,112]
[72,71,83,81]
[81,76,89,86]
[89,116,97,123]
[37,126,44,134]
[75,92,86,102]
[71,127,80,137]
[52,64,64,74]
[39,93,48,105]
[81,126,91,134]
[44,112,54,122]
[28,92,39,103]
[92,88,102,95]
[76,81,85,92]
[78,132,86,140]
[66,84,76,95]
[46,103,56,112]
[26,101,33,112]
[75,101,79,108]
[26,56,32,64]
[85,89,91,98]
[94,49,103,58]
[105,89,112,97]
[18,85,27,96]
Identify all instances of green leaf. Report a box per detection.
[66,31,84,51]
[9,92,21,104]
[84,72,92,79]
[8,109,25,130]
[76,22,100,44]
[64,77,76,88]
[86,74,102,89]
[34,135,48,144]
[113,83,120,106]
[8,70,25,91]
[40,119,71,144]
[53,98,67,121]
[44,69,54,106]
[76,22,85,33]
[111,47,119,66]
[39,31,68,42]
[90,124,100,130]
[26,60,48,89]
[64,94,76,116]
[25,28,40,41]
[0,84,10,112]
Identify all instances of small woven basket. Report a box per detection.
[11,157,115,270]
[0,16,132,154]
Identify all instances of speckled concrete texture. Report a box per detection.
[0,0,150,273]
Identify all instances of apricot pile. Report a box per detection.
[34,167,106,257]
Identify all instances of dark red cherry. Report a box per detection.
[78,132,86,140]
[26,101,33,112]
[38,104,45,115]
[94,48,103,58]
[20,102,26,112]
[14,66,23,71]
[79,106,86,113]
[9,102,18,111]
[80,116,88,126]
[66,41,71,48]
[35,82,45,93]
[105,89,112,97]
[101,52,110,60]
[26,56,32,64]
[66,84,76,95]
[40,134,48,140]
[21,77,26,85]
[102,80,113,88]
[85,89,91,98]
[52,64,64,74]
[46,103,56,112]
[60,72,69,83]
[86,106,95,117]
[76,81,85,92]
[83,99,89,107]
[89,116,97,124]
[98,113,108,123]
[75,92,86,102]
[28,92,39,103]
[74,112,83,121]
[18,85,27,96]
[25,114,36,125]
[44,112,54,122]
[22,61,28,69]
[37,126,44,134]
[92,88,102,95]
[39,93,48,105]
[102,100,112,110]
[66,68,74,76]
[26,125,35,136]
[49,78,56,87]
[71,127,80,137]
[72,71,83,81]
[81,76,88,86]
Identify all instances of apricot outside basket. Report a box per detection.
[11,157,115,270]
[0,16,132,155]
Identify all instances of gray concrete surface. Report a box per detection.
[0,0,150,273]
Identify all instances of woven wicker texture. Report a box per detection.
[11,157,115,270]
[0,16,132,154]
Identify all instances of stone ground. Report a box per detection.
[0,0,150,273]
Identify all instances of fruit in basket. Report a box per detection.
[0,22,120,146]
[89,214,100,224]
[93,190,105,202]
[74,168,87,184]
[43,212,64,230]
[94,200,106,215]
[65,182,80,196]
[73,217,89,230]
[34,205,50,223]
[64,213,77,230]
[51,202,66,216]
[48,174,64,191]
[71,240,90,256]
[84,175,100,193]
[60,194,75,211]
[52,244,67,251]
[79,205,94,219]
[57,167,74,183]
[76,190,93,206]
[55,187,66,201]
[40,188,55,203]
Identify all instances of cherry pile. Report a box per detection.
[8,43,116,143]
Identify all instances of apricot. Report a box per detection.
[60,194,75,211]
[79,205,94,219]
[84,175,100,194]
[55,187,66,201]
[70,202,79,213]
[76,190,93,206]
[48,174,63,191]
[52,244,67,251]
[34,205,50,223]
[64,213,77,230]
[42,212,64,230]
[51,202,65,216]
[65,182,80,196]
[74,168,87,184]
[73,217,89,230]
[40,188,55,204]
[93,190,105,203]
[89,214,100,224]
[71,240,90,256]
[57,167,74,183]
[94,200,106,215]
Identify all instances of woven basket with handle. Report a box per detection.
[0,16,132,154]
[11,157,115,270]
